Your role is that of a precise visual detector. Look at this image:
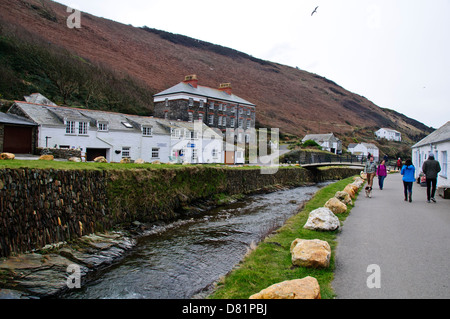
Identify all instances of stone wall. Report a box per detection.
[0,166,360,257]
[36,147,82,159]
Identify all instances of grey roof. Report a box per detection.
[154,82,256,107]
[412,121,450,148]
[302,133,339,142]
[12,102,170,135]
[0,112,37,126]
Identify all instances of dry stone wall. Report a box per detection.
[0,166,360,257]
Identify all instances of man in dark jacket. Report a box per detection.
[422,154,441,203]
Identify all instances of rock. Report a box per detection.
[290,239,331,268]
[39,155,54,161]
[0,153,15,160]
[120,158,131,164]
[249,276,321,299]
[303,207,340,231]
[353,177,365,187]
[343,184,359,198]
[152,160,162,164]
[94,156,107,163]
[68,157,81,162]
[335,191,352,205]
[360,172,367,180]
[135,158,145,164]
[324,197,347,214]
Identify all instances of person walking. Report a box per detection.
[377,159,388,190]
[364,155,377,197]
[422,153,441,203]
[396,158,402,171]
[401,159,415,202]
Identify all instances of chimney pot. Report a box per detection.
[219,83,232,95]
[183,74,198,88]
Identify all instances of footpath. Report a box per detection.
[332,172,450,298]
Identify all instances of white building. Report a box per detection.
[302,133,342,154]
[375,128,402,142]
[412,121,450,188]
[8,94,225,164]
[347,142,380,161]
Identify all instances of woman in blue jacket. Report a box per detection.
[401,159,416,202]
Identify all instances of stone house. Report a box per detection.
[153,75,256,141]
[412,121,450,188]
[302,133,342,154]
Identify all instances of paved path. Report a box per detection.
[332,173,450,299]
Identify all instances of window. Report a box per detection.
[238,118,243,128]
[246,119,251,129]
[222,116,227,126]
[188,112,193,122]
[208,114,214,125]
[209,102,214,109]
[200,100,204,108]
[165,98,169,107]
[98,122,108,132]
[152,148,159,158]
[142,126,152,136]
[230,118,235,127]
[198,114,204,122]
[190,131,198,139]
[171,128,180,138]
[212,149,218,158]
[192,149,198,161]
[78,122,88,135]
[218,116,222,126]
[66,120,75,134]
[441,151,448,178]
[189,98,194,107]
[122,122,133,128]
[122,147,131,159]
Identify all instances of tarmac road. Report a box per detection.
[332,172,450,299]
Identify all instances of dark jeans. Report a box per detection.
[378,175,386,189]
[403,181,413,198]
[426,178,437,200]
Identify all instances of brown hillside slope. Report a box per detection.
[0,0,433,139]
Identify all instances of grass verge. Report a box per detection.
[209,176,361,299]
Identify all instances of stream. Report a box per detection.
[63,182,331,299]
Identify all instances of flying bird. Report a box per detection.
[311,6,319,16]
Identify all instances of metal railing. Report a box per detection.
[299,154,371,166]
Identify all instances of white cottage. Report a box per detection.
[302,133,342,154]
[347,142,380,161]
[411,121,450,188]
[375,128,402,142]
[8,95,225,164]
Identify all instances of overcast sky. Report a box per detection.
[57,0,450,129]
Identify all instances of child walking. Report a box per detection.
[401,159,415,202]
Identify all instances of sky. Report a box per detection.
[56,0,450,129]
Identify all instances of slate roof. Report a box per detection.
[12,98,221,136]
[12,101,170,135]
[302,133,339,142]
[412,121,450,148]
[0,111,37,126]
[154,82,256,107]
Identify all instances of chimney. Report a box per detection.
[219,82,232,95]
[183,74,198,88]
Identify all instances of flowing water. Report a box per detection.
[64,182,331,299]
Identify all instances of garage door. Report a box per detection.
[3,125,33,154]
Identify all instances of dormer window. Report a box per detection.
[65,120,75,134]
[78,122,88,135]
[98,122,108,132]
[142,126,152,136]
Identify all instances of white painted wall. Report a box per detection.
[412,141,450,187]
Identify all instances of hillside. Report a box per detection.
[0,0,434,142]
